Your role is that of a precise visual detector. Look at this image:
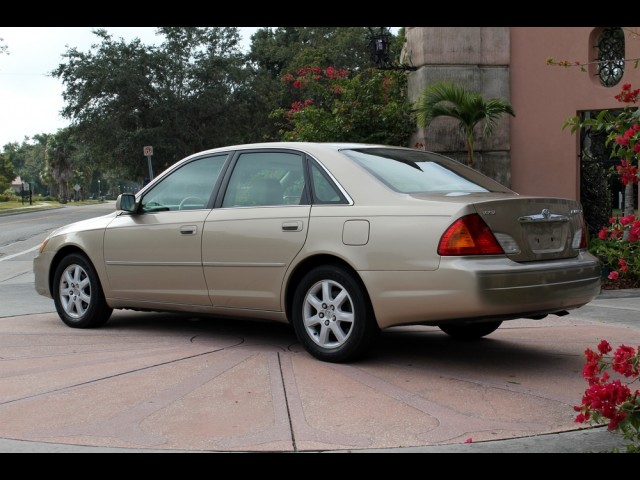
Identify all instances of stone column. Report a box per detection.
[403,27,512,186]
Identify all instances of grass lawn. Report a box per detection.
[0,199,102,211]
[611,209,639,217]
[0,200,53,210]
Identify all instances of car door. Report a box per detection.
[103,154,228,306]
[202,150,311,311]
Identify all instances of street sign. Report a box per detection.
[143,146,154,180]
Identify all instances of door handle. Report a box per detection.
[180,225,198,235]
[282,221,302,232]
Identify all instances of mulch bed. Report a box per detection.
[601,277,640,290]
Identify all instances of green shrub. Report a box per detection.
[0,189,20,202]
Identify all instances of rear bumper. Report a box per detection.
[361,251,602,329]
[475,257,601,311]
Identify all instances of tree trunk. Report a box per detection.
[622,182,635,240]
[466,133,474,168]
[624,182,635,217]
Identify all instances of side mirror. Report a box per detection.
[116,193,137,213]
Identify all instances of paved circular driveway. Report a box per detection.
[1,308,637,452]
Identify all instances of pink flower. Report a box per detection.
[598,228,608,240]
[608,271,619,280]
[620,215,634,226]
[615,136,629,146]
[598,340,612,355]
[612,345,638,377]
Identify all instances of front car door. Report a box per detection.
[103,154,228,306]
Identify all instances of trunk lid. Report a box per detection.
[470,196,586,262]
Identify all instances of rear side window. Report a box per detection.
[310,161,346,204]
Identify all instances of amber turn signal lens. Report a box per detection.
[438,214,504,256]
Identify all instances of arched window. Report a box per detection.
[597,27,625,87]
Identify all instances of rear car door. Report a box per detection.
[202,149,311,311]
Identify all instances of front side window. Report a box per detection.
[597,27,625,87]
[141,154,227,212]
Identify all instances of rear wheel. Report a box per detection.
[292,265,379,363]
[53,253,113,328]
[438,321,502,340]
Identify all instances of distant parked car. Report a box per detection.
[33,142,601,363]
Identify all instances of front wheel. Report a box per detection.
[292,265,379,363]
[53,253,113,328]
[438,321,502,340]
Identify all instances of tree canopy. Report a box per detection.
[0,152,15,194]
[51,27,253,179]
[4,27,412,201]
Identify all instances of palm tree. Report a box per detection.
[413,81,515,168]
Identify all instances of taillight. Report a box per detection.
[571,216,588,249]
[438,214,504,256]
[580,217,588,249]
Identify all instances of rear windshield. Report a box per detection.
[341,148,512,195]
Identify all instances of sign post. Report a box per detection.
[143,146,154,181]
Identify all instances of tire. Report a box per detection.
[292,265,380,363]
[438,321,502,340]
[52,253,113,328]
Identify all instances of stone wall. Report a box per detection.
[403,27,512,185]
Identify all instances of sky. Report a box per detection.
[0,27,260,148]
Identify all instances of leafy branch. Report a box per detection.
[546,56,640,72]
[547,27,640,71]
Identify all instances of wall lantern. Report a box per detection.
[367,27,417,71]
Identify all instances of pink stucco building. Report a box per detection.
[510,27,640,200]
[405,27,640,218]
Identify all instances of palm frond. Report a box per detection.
[414,81,512,134]
[412,80,515,167]
[414,81,473,128]
[482,98,515,137]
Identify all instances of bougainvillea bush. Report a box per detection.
[270,66,415,146]
[590,214,640,289]
[564,83,640,289]
[574,340,640,452]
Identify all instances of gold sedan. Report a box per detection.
[34,142,601,363]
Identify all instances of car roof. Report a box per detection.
[188,142,406,158]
